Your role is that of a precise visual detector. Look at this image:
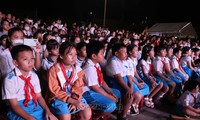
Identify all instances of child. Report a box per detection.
[47,41,91,120]
[82,41,121,119]
[137,44,163,108]
[0,27,41,79]
[165,46,183,94]
[76,41,87,68]
[171,48,189,83]
[42,39,59,71]
[126,44,150,111]
[0,34,7,53]
[106,43,133,119]
[153,45,176,100]
[1,45,57,120]
[176,80,200,118]
[180,46,198,79]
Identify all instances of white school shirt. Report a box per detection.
[180,55,192,67]
[164,57,172,71]
[76,57,86,68]
[0,49,15,79]
[138,59,152,74]
[2,67,41,101]
[153,56,165,74]
[42,56,56,71]
[106,56,130,78]
[171,55,180,70]
[82,59,101,92]
[126,57,135,77]
[0,45,6,54]
[177,90,200,107]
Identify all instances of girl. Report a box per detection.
[180,46,198,79]
[0,27,41,79]
[126,44,150,112]
[47,41,91,120]
[137,44,163,108]
[176,80,200,118]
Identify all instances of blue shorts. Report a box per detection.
[7,100,45,120]
[167,74,182,91]
[83,88,120,112]
[133,76,150,96]
[173,71,186,83]
[50,97,89,115]
[139,73,161,89]
[155,74,174,88]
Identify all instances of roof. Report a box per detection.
[146,22,198,38]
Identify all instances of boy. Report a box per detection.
[76,41,87,68]
[82,41,121,120]
[42,39,59,71]
[106,43,133,119]
[1,45,57,120]
[153,45,176,101]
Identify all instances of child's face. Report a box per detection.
[93,48,105,63]
[167,48,173,57]
[116,47,127,60]
[129,47,138,58]
[61,47,77,66]
[78,46,87,58]
[188,49,192,55]
[50,46,59,56]
[175,51,182,59]
[13,51,34,73]
[159,49,166,57]
[10,31,24,41]
[149,49,154,58]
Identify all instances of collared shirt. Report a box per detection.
[106,56,130,78]
[82,59,101,92]
[177,90,200,107]
[138,59,152,74]
[2,67,41,101]
[180,55,192,67]
[171,55,180,70]
[42,56,56,71]
[153,56,165,73]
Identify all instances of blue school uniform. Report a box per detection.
[82,59,121,113]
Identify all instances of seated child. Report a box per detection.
[106,43,134,119]
[46,41,91,120]
[76,41,87,68]
[1,45,57,120]
[82,41,121,120]
[176,80,200,118]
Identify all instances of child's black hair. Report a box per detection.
[183,80,200,92]
[46,39,59,51]
[0,35,8,45]
[173,47,181,55]
[140,44,154,61]
[11,45,33,60]
[127,44,137,55]
[192,47,200,53]
[112,43,126,56]
[154,45,166,55]
[194,59,200,65]
[182,46,191,54]
[76,41,87,51]
[59,41,76,56]
[86,41,104,59]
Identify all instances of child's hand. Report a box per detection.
[31,42,41,54]
[150,80,157,88]
[45,112,58,120]
[69,104,77,112]
[137,82,144,89]
[72,100,86,110]
[165,78,170,82]
[175,75,181,80]
[27,116,36,120]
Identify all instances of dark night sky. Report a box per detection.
[0,0,199,28]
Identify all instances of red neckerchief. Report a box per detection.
[191,93,196,104]
[19,75,37,107]
[161,59,166,73]
[176,58,181,69]
[149,64,153,75]
[94,65,104,86]
[59,62,74,92]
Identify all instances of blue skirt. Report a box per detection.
[133,76,150,96]
[83,88,121,112]
[154,74,174,88]
[50,97,89,115]
[139,73,161,89]
[7,100,45,120]
[173,71,186,83]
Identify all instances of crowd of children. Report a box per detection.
[0,11,200,120]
